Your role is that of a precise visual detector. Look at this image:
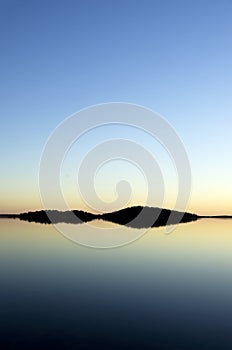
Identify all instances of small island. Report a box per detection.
[2,206,231,228]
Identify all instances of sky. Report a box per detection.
[0,0,232,214]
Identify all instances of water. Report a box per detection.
[1,218,232,349]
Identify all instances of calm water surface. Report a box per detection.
[0,218,232,349]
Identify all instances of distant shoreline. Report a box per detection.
[0,214,19,218]
[1,207,232,228]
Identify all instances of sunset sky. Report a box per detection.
[1,0,232,214]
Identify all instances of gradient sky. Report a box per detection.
[1,0,232,214]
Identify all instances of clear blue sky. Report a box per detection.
[1,0,232,214]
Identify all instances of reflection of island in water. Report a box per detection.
[1,206,231,228]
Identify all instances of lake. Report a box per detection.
[1,218,232,349]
